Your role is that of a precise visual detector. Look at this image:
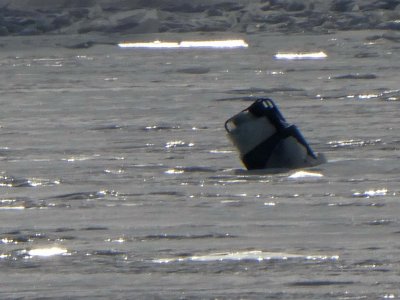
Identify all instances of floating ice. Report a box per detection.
[153,250,338,263]
[274,51,327,60]
[118,39,248,49]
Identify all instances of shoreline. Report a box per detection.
[0,1,400,37]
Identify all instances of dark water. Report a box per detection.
[0,31,400,299]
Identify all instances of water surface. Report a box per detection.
[0,31,400,299]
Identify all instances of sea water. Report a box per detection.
[0,31,400,299]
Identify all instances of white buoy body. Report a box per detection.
[226,111,276,155]
[225,98,323,170]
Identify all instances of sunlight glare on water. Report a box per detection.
[274,51,327,60]
[288,170,324,179]
[118,39,249,49]
[28,247,68,257]
[153,250,339,263]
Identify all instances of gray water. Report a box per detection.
[0,30,400,299]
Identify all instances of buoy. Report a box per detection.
[225,98,325,170]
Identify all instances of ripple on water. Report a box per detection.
[228,86,305,96]
[366,219,395,226]
[142,124,181,131]
[165,166,218,175]
[1,233,31,244]
[0,247,69,260]
[52,190,119,201]
[0,197,63,210]
[89,124,123,131]
[0,175,60,188]
[1,228,78,245]
[152,250,339,264]
[331,73,377,80]
[138,233,235,241]
[92,250,126,256]
[327,202,385,208]
[175,66,210,74]
[288,280,354,287]
[352,188,388,198]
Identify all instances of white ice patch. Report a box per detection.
[288,170,324,179]
[153,250,338,263]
